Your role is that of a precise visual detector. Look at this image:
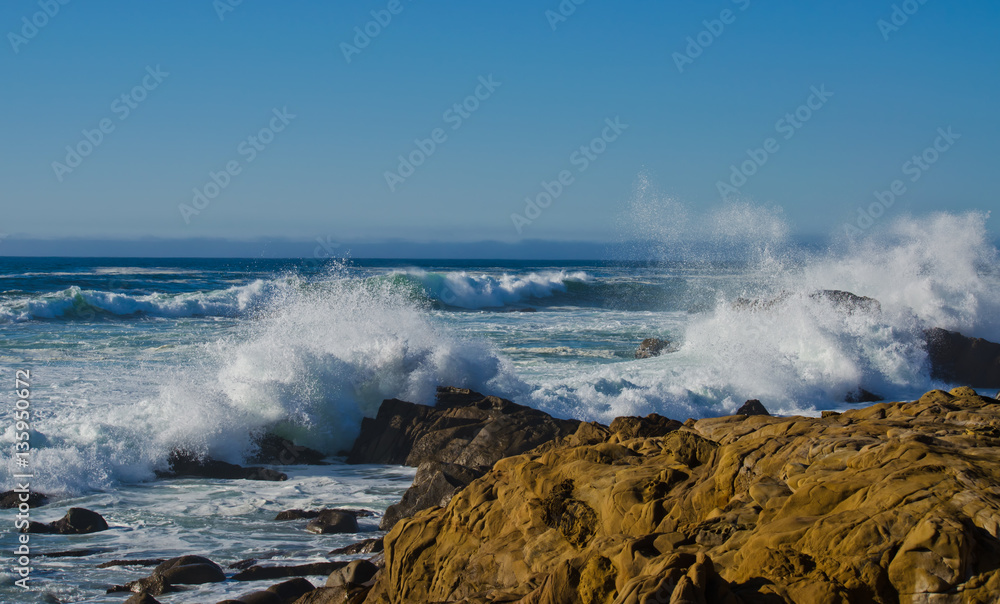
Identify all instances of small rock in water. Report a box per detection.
[634,338,669,359]
[28,507,108,534]
[110,555,225,594]
[274,509,321,521]
[736,399,769,416]
[305,510,359,535]
[0,490,49,509]
[160,450,287,482]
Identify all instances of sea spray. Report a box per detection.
[2,268,525,494]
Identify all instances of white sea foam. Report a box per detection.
[2,272,525,495]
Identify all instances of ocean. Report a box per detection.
[2,211,999,602]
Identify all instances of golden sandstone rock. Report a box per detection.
[362,388,1000,603]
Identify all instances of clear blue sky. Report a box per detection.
[1,0,998,254]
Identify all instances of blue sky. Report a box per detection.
[1,0,998,255]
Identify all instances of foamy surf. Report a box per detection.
[2,211,998,497]
[391,269,591,309]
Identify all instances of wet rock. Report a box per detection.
[346,387,580,471]
[609,412,682,439]
[364,388,1000,603]
[733,292,790,312]
[811,289,882,313]
[109,555,223,594]
[154,555,226,584]
[232,561,346,581]
[329,538,383,556]
[926,327,1000,388]
[108,574,174,596]
[159,450,287,482]
[634,337,669,359]
[325,560,378,588]
[250,433,328,465]
[28,507,108,534]
[0,490,48,508]
[266,578,315,603]
[735,399,769,416]
[305,510,358,535]
[846,388,882,403]
[380,462,484,530]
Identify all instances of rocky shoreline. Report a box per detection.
[12,329,1000,603]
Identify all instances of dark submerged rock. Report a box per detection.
[634,337,669,359]
[736,399,769,416]
[380,461,484,530]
